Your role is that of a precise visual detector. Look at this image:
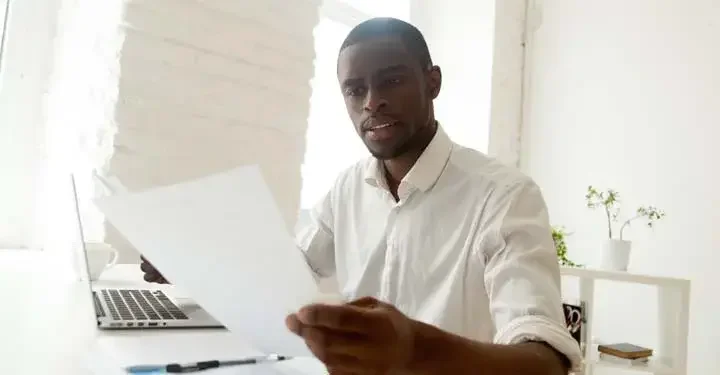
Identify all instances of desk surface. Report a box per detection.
[0,250,324,374]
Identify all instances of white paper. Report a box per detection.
[92,169,129,195]
[94,165,318,357]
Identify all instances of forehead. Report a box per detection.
[337,37,418,80]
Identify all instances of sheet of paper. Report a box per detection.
[94,165,318,357]
[93,170,129,195]
[85,332,327,375]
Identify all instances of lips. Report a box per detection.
[367,122,393,131]
[364,121,399,142]
[362,120,397,132]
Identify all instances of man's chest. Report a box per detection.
[330,185,488,297]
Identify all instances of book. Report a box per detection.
[597,343,653,359]
[599,353,650,365]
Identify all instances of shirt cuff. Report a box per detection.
[494,315,584,373]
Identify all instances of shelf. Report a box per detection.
[562,269,692,375]
[561,267,690,288]
[586,349,676,374]
[587,358,675,374]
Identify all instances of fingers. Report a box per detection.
[287,298,395,373]
[287,313,385,356]
[346,296,381,308]
[139,260,154,273]
[327,368,365,375]
[140,258,169,284]
[143,274,169,284]
[297,325,386,372]
[286,313,302,336]
[140,259,159,281]
[327,369,360,375]
[313,353,365,373]
[307,326,387,358]
[297,302,388,334]
[143,271,164,283]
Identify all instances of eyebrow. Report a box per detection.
[341,64,412,88]
[376,64,411,76]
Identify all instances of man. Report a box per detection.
[142,17,582,374]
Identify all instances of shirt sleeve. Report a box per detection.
[478,178,583,372]
[295,189,336,279]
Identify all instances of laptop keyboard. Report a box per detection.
[99,289,189,321]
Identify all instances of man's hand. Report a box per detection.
[286,296,415,374]
[139,256,169,284]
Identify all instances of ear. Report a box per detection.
[427,65,442,99]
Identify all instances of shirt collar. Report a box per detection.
[363,124,453,192]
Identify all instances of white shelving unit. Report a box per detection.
[560,267,691,375]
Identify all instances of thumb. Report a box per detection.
[346,296,383,308]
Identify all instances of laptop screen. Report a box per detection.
[70,174,95,300]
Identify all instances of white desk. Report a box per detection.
[0,250,325,374]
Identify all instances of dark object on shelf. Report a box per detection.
[599,353,649,365]
[562,301,586,354]
[598,343,653,359]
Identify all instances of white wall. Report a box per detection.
[104,0,320,263]
[487,0,527,167]
[0,0,60,249]
[41,0,125,278]
[521,0,719,373]
[412,0,527,166]
[411,0,496,153]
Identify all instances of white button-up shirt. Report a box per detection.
[296,126,582,370]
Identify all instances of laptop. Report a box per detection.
[71,174,224,329]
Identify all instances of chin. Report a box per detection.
[367,146,404,160]
[364,138,412,160]
[369,151,395,160]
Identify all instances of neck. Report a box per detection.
[382,121,437,185]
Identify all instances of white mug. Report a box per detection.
[85,242,119,281]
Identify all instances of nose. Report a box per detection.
[363,88,388,114]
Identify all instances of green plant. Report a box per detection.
[619,206,666,240]
[585,186,620,238]
[585,185,666,240]
[552,226,581,267]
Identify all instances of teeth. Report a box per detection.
[370,123,391,130]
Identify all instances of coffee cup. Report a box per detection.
[85,242,119,281]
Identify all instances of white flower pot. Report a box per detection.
[600,239,632,271]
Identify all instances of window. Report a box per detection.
[0,0,26,250]
[0,0,62,250]
[300,0,411,208]
[0,1,8,69]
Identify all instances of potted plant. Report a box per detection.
[585,186,665,271]
[552,226,581,268]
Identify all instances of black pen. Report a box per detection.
[125,354,292,373]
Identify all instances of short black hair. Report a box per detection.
[339,17,433,69]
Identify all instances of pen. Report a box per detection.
[125,354,292,373]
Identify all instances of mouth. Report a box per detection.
[366,122,394,131]
[362,119,398,131]
[364,121,400,141]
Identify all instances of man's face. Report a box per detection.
[337,37,440,160]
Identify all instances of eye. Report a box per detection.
[386,78,402,85]
[344,87,366,97]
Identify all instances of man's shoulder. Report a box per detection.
[328,156,374,191]
[448,145,535,192]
